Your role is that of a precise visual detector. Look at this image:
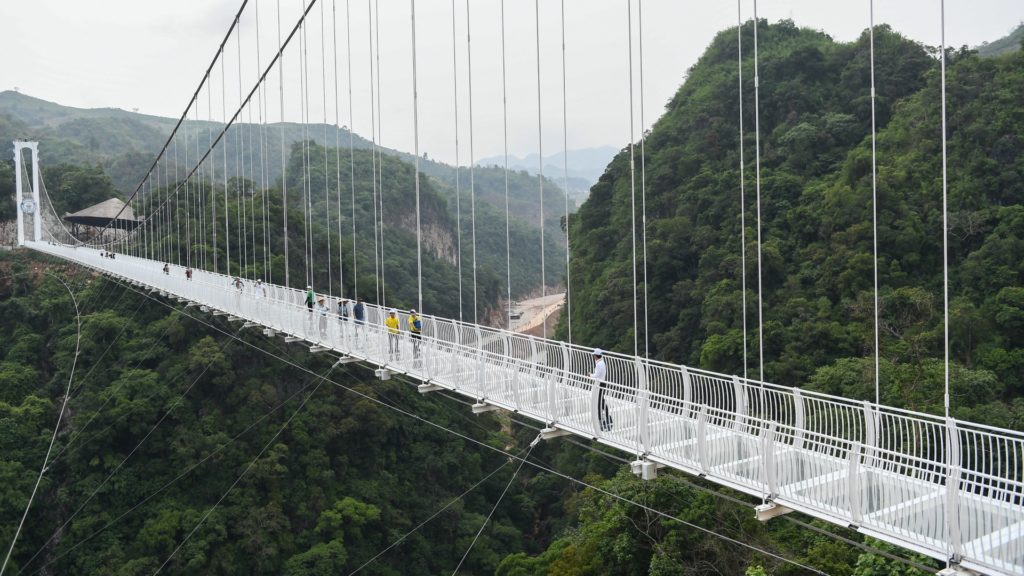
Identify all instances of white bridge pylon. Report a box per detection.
[24,241,1024,576]
[13,141,41,246]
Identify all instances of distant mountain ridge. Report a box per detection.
[476,145,617,201]
[977,23,1024,57]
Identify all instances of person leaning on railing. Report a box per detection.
[409,309,422,359]
[385,308,401,358]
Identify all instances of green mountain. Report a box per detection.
[8,18,1020,576]
[562,19,1024,424]
[977,23,1024,57]
[1,91,570,313]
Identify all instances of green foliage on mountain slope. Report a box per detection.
[560,20,1024,429]
[0,253,593,575]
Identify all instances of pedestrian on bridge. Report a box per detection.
[409,308,422,360]
[592,348,612,431]
[353,298,365,339]
[316,297,329,340]
[305,286,315,312]
[163,262,170,275]
[255,279,267,299]
[338,299,350,330]
[385,308,401,358]
[185,267,193,281]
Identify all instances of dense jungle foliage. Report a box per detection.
[561,20,1024,429]
[0,253,939,575]
[3,18,1023,576]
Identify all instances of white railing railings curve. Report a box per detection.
[25,241,1024,576]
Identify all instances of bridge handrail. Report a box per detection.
[55,245,1024,479]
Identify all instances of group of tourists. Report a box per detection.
[158,262,614,432]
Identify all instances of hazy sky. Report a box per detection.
[2,0,1022,165]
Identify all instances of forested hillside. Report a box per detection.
[5,18,1024,576]
[0,90,571,311]
[0,252,586,574]
[561,20,1024,427]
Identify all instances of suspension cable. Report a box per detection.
[450,442,536,575]
[222,55,231,276]
[111,277,831,576]
[560,0,571,343]
[278,0,290,287]
[237,20,247,280]
[753,1,764,382]
[411,0,423,314]
[638,0,649,358]
[939,3,954,563]
[627,0,639,358]
[321,0,334,297]
[301,4,313,289]
[367,0,381,303]
[374,0,386,306]
[347,0,358,298]
[737,0,748,381]
[347,453,518,575]
[869,0,880,405]
[154,379,325,575]
[332,0,345,296]
[534,0,547,340]
[500,0,512,329]
[465,0,478,323]
[452,0,464,322]
[940,1,950,421]
[0,274,81,576]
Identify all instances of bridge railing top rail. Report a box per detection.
[52,243,1024,446]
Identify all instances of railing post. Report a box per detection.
[636,357,650,454]
[792,388,805,450]
[945,417,963,562]
[847,441,863,525]
[552,342,569,424]
[696,405,710,474]
[474,326,485,396]
[761,421,778,497]
[862,400,877,467]
[681,366,692,416]
[731,375,747,433]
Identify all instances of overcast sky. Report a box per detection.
[2,0,1022,165]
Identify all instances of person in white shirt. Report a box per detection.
[254,279,267,299]
[591,348,612,431]
[315,297,330,339]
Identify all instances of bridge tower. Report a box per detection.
[13,141,41,246]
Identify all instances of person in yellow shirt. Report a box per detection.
[385,308,401,357]
[408,309,422,359]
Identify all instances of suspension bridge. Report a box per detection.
[6,0,1024,574]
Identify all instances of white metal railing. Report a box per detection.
[27,241,1024,575]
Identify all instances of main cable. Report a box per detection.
[105,272,829,576]
[0,273,82,576]
[450,441,536,575]
[153,379,325,574]
[347,448,521,575]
